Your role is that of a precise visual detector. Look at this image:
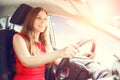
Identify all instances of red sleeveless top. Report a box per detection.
[13,33,46,80]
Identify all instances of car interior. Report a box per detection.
[0,4,90,80]
[0,0,120,80]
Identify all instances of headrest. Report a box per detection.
[10,3,32,25]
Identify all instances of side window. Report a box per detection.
[0,17,8,29]
[0,16,22,31]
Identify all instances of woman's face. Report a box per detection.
[33,10,48,33]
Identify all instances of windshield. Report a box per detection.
[50,15,120,69]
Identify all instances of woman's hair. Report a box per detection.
[21,7,48,55]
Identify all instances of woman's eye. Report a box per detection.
[36,17,41,19]
[36,17,47,20]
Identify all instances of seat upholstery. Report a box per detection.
[10,3,32,25]
[0,29,16,80]
[0,4,32,80]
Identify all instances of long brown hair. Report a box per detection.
[21,7,48,55]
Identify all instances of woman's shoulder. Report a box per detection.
[15,33,24,37]
[13,33,26,41]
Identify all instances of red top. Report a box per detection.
[13,33,46,80]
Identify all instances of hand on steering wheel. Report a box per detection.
[76,39,96,59]
[55,39,96,80]
[83,52,96,59]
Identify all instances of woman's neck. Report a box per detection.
[34,32,40,42]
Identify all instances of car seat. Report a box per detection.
[0,3,56,80]
[0,29,16,80]
[0,3,32,80]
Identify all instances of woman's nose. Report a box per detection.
[40,18,47,23]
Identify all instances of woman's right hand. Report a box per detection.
[58,44,80,59]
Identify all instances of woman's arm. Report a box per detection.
[13,34,79,68]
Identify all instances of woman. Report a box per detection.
[12,7,80,80]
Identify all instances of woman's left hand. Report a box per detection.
[83,52,96,59]
[42,25,49,37]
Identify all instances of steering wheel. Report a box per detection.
[55,39,96,80]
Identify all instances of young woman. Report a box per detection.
[12,7,80,80]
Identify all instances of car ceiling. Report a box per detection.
[0,0,120,17]
[0,0,95,28]
[0,0,120,41]
[0,0,120,23]
[0,0,79,18]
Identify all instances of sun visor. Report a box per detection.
[10,3,32,25]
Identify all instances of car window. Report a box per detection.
[0,17,22,31]
[0,17,8,29]
[50,15,120,69]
